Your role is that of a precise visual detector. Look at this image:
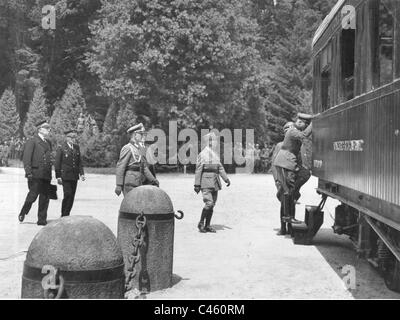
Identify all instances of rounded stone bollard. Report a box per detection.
[21,216,125,299]
[118,185,183,293]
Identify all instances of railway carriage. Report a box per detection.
[310,0,400,291]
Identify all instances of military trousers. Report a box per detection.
[294,166,311,201]
[275,166,296,220]
[20,178,50,223]
[61,180,78,217]
[202,188,218,210]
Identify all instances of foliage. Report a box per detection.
[0,88,20,141]
[0,0,338,163]
[86,0,261,132]
[23,86,49,138]
[50,80,86,145]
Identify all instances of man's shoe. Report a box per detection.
[37,221,47,226]
[18,213,25,223]
[205,226,216,233]
[277,229,286,235]
[290,218,302,224]
[198,222,206,233]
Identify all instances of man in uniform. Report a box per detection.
[55,129,85,217]
[254,144,261,173]
[271,122,294,235]
[271,122,294,196]
[194,132,231,233]
[18,120,53,225]
[272,113,314,234]
[115,123,159,197]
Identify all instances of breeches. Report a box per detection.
[275,167,296,219]
[202,189,218,210]
[294,167,311,200]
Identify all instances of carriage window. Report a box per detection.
[378,0,394,86]
[341,29,355,100]
[321,69,331,110]
[320,42,332,110]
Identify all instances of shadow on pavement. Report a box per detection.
[211,224,232,231]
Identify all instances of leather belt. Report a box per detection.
[126,167,141,172]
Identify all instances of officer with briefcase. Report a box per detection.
[18,120,53,225]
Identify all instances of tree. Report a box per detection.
[86,0,261,132]
[0,88,20,141]
[23,86,49,137]
[50,80,86,145]
[249,0,326,143]
[28,0,105,115]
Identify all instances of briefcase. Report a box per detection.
[49,184,58,200]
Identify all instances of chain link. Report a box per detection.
[125,211,146,292]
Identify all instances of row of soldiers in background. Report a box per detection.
[0,137,27,166]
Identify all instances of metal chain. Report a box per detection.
[125,211,147,292]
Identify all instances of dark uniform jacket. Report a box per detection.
[273,124,312,171]
[22,134,53,180]
[55,142,84,181]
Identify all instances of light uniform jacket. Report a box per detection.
[115,142,157,188]
[272,124,312,171]
[194,147,229,190]
[271,142,283,183]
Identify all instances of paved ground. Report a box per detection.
[0,167,399,299]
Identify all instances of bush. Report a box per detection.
[80,133,117,167]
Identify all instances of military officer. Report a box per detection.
[194,132,230,233]
[272,113,314,234]
[55,129,85,217]
[115,123,159,196]
[18,120,53,225]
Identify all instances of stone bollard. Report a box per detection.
[21,216,125,299]
[118,185,183,293]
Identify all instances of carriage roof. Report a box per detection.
[312,0,346,48]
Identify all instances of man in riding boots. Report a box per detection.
[272,113,314,235]
[194,132,231,233]
[115,123,159,197]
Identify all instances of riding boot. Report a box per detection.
[205,208,216,233]
[277,221,287,235]
[277,201,286,235]
[198,208,207,233]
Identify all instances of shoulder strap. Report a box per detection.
[128,144,141,162]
